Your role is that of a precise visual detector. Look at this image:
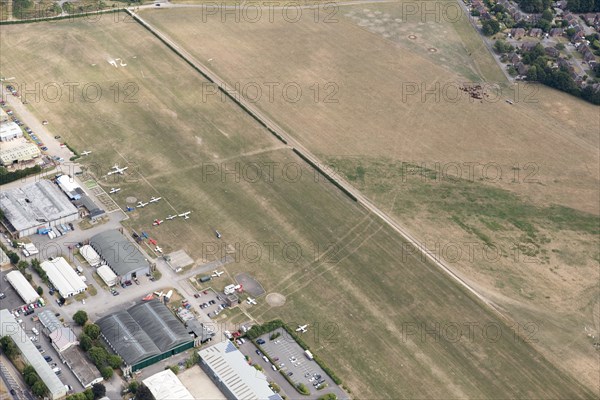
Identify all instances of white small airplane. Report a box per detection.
[246,297,257,305]
[152,219,163,226]
[81,151,92,156]
[107,164,128,175]
[149,196,162,203]
[178,211,191,217]
[109,188,121,194]
[166,215,177,220]
[212,270,224,277]
[215,230,222,239]
[154,290,164,297]
[155,246,163,253]
[137,201,148,208]
[296,324,309,333]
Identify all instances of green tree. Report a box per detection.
[482,19,501,36]
[128,381,140,394]
[36,286,43,295]
[168,365,179,375]
[83,324,101,340]
[7,252,19,265]
[108,354,122,369]
[135,385,155,400]
[32,381,48,397]
[17,260,29,272]
[79,334,93,352]
[0,336,19,358]
[100,366,113,380]
[88,346,108,367]
[318,394,337,400]
[73,310,88,326]
[541,8,553,21]
[91,383,106,400]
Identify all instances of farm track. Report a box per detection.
[126,8,509,322]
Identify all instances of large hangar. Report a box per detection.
[97,300,193,375]
[0,180,78,238]
[90,230,150,283]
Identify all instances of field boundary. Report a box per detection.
[126,8,510,323]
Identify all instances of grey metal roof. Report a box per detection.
[128,300,192,352]
[0,180,78,233]
[97,300,192,367]
[0,309,67,399]
[97,310,161,366]
[90,230,148,276]
[38,309,62,332]
[75,194,105,218]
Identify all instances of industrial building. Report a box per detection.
[90,230,150,283]
[41,257,87,298]
[0,180,78,238]
[96,264,117,287]
[6,270,39,304]
[0,121,23,141]
[79,245,101,267]
[143,369,195,400]
[74,194,105,221]
[38,310,102,388]
[56,174,83,200]
[0,142,41,166]
[97,300,194,375]
[198,341,282,400]
[0,309,67,399]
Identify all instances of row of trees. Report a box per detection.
[1,337,47,396]
[73,311,123,380]
[66,383,106,400]
[517,0,552,13]
[0,165,42,185]
[126,381,155,400]
[522,44,600,104]
[567,0,600,12]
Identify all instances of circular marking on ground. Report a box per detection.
[428,48,438,53]
[126,197,137,203]
[408,35,417,40]
[266,293,286,307]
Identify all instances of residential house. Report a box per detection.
[582,48,596,62]
[545,46,560,58]
[529,28,543,37]
[549,28,563,37]
[511,27,526,38]
[516,61,529,75]
[521,41,538,51]
[508,52,521,64]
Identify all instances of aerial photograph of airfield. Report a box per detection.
[0,0,598,399]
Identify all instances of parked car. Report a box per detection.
[41,146,48,151]
[287,372,293,376]
[44,356,52,362]
[0,292,5,299]
[257,339,266,345]
[255,350,261,355]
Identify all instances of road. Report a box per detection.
[128,9,505,320]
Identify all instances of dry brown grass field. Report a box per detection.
[0,4,597,398]
[136,2,600,394]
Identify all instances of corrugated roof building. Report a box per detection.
[79,245,101,267]
[143,369,195,400]
[0,180,78,237]
[0,142,41,166]
[90,230,149,283]
[56,175,83,200]
[41,257,87,298]
[97,300,193,375]
[198,341,283,400]
[96,264,117,287]
[0,121,23,141]
[0,309,67,399]
[6,270,39,304]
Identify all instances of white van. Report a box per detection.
[262,355,269,363]
[32,327,39,335]
[271,364,277,371]
[76,265,83,274]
